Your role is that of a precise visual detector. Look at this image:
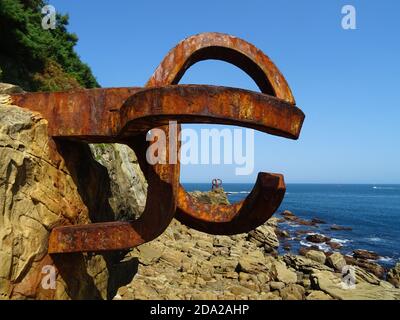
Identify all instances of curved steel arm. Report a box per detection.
[145,33,302,235]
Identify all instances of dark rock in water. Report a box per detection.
[327,240,342,250]
[330,224,352,231]
[387,263,400,288]
[311,218,326,224]
[353,249,380,260]
[281,210,295,217]
[354,260,385,279]
[283,243,291,251]
[284,215,298,222]
[345,251,384,278]
[298,219,316,226]
[275,229,290,238]
[306,234,331,243]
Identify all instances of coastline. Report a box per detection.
[115,189,400,300]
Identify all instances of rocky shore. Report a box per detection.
[115,190,400,300]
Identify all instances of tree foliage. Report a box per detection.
[0,0,99,91]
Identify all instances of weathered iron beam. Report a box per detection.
[144,32,300,235]
[8,32,305,253]
[175,173,285,235]
[120,85,304,140]
[9,85,304,141]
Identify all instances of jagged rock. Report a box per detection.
[326,252,347,272]
[213,236,235,248]
[236,251,268,274]
[353,249,379,260]
[305,250,326,264]
[387,263,400,288]
[0,103,135,299]
[311,270,400,300]
[266,217,280,227]
[327,240,342,250]
[275,229,289,238]
[90,143,147,220]
[133,243,164,266]
[354,266,380,285]
[210,256,239,274]
[279,284,305,300]
[247,225,279,249]
[270,259,297,284]
[306,233,330,243]
[283,254,333,274]
[188,188,230,205]
[306,290,333,300]
[353,260,385,279]
[270,281,285,290]
[0,83,24,94]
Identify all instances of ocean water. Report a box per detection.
[183,183,400,268]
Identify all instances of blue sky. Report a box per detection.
[50,0,400,183]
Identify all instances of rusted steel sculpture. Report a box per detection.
[8,32,305,253]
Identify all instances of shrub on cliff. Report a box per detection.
[0,0,99,91]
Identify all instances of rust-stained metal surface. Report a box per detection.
[176,173,285,235]
[7,32,305,253]
[10,85,304,140]
[144,33,299,236]
[146,32,295,104]
[120,85,304,139]
[10,87,141,141]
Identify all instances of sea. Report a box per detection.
[182,183,400,268]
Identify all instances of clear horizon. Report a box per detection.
[50,0,400,184]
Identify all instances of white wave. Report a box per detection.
[367,237,382,242]
[226,191,250,194]
[300,240,330,252]
[378,256,394,263]
[330,238,351,244]
[372,186,397,190]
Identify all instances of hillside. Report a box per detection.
[0,0,99,91]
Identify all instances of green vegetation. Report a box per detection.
[0,0,99,91]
